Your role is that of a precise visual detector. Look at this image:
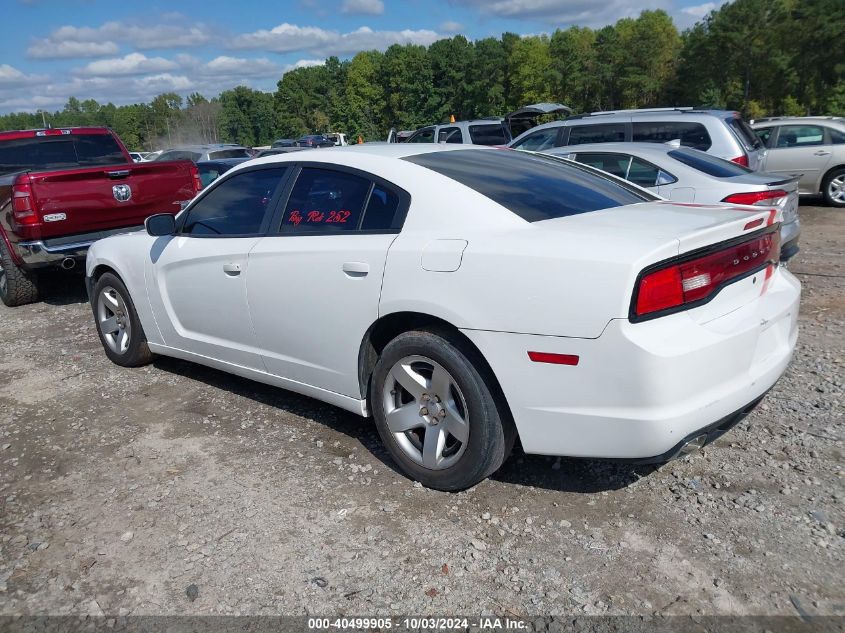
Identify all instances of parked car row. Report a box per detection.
[82,143,800,490]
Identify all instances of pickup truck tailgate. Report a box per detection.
[28,161,196,238]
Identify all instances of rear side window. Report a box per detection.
[361,184,403,230]
[632,121,712,150]
[0,133,126,175]
[182,168,286,236]
[573,152,629,178]
[209,149,251,159]
[468,124,509,145]
[574,152,673,187]
[668,148,751,177]
[727,116,763,150]
[281,168,371,232]
[512,127,560,151]
[776,125,825,148]
[567,124,626,145]
[403,149,652,222]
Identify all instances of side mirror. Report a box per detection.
[145,213,176,237]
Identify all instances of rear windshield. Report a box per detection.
[403,149,652,222]
[726,116,762,150]
[0,133,126,175]
[468,125,509,145]
[209,149,251,159]
[668,147,752,177]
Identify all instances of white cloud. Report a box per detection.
[450,0,671,26]
[76,53,178,77]
[230,23,441,56]
[440,21,464,32]
[341,0,385,15]
[681,1,716,17]
[282,59,326,73]
[27,18,213,59]
[28,40,120,59]
[0,64,45,87]
[203,56,281,78]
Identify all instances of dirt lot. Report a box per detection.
[0,203,842,618]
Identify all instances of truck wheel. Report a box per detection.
[822,167,845,208]
[0,238,40,307]
[92,272,154,367]
[370,329,515,491]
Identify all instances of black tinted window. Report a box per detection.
[182,168,285,236]
[627,157,664,187]
[438,127,463,143]
[727,116,762,150]
[403,149,652,222]
[361,184,403,230]
[573,152,629,178]
[829,127,845,144]
[567,124,626,145]
[281,168,371,232]
[668,148,751,177]
[0,133,126,175]
[468,124,509,145]
[209,149,251,159]
[408,128,435,143]
[632,121,712,150]
[512,127,560,150]
[755,127,774,148]
[158,150,200,161]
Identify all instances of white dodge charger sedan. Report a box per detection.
[85,144,800,490]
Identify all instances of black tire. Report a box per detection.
[0,238,41,307]
[822,167,845,208]
[91,272,154,367]
[370,328,515,491]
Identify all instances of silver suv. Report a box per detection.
[403,120,511,146]
[751,117,845,207]
[509,108,765,170]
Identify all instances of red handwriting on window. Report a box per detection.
[307,210,325,223]
[288,209,302,225]
[286,209,352,226]
[327,210,351,223]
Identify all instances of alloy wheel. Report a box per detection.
[97,286,132,354]
[829,175,845,204]
[382,355,470,470]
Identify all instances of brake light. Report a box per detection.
[722,189,788,206]
[11,174,39,225]
[633,229,781,319]
[730,154,749,167]
[190,164,203,193]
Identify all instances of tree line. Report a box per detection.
[1,0,842,150]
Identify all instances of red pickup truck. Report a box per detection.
[0,127,201,306]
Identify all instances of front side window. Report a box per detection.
[776,125,825,148]
[403,149,653,223]
[567,123,626,145]
[438,127,463,144]
[281,168,371,232]
[632,121,712,150]
[407,127,435,143]
[181,168,286,236]
[513,127,560,151]
[468,124,509,145]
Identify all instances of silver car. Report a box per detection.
[751,117,845,207]
[543,142,800,260]
[154,144,252,162]
[510,107,766,171]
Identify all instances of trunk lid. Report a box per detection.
[28,161,196,239]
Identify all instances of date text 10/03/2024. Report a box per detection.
[307,617,528,630]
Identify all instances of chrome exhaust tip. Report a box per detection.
[60,257,76,270]
[678,433,708,456]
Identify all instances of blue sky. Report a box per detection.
[0,0,725,113]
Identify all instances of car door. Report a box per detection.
[145,166,290,369]
[247,165,409,397]
[762,124,833,193]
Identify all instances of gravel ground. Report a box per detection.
[0,203,842,618]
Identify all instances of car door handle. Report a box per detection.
[223,263,241,276]
[342,262,369,277]
[814,150,831,156]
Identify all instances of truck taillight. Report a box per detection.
[730,154,749,167]
[722,189,788,206]
[12,174,38,225]
[633,228,780,320]
[190,164,203,193]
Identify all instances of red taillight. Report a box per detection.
[11,174,39,225]
[722,189,788,206]
[730,154,749,167]
[633,229,780,319]
[190,164,203,193]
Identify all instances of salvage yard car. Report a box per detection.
[85,145,800,490]
[543,141,801,260]
[0,126,202,306]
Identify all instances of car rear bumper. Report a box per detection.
[780,218,800,261]
[461,268,800,460]
[13,226,143,268]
